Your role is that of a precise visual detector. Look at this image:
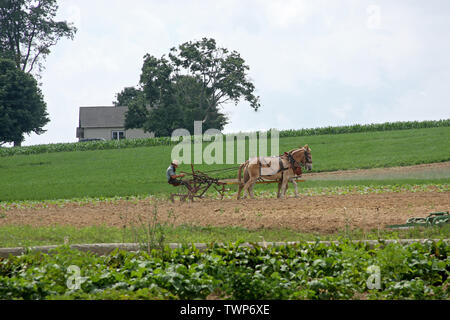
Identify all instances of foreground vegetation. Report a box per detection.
[0,241,448,300]
[1,223,449,249]
[1,126,449,201]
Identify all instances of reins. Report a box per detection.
[179,147,310,179]
[181,165,241,178]
[257,147,308,176]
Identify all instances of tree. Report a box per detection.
[131,74,229,137]
[116,38,259,136]
[0,58,49,146]
[113,86,143,107]
[172,75,228,134]
[120,55,229,136]
[117,54,184,136]
[0,0,77,76]
[169,38,260,116]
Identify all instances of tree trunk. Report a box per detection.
[13,140,22,147]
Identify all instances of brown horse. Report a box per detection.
[237,145,312,199]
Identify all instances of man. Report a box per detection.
[166,160,190,189]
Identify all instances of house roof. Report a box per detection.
[79,106,128,128]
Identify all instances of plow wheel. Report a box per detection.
[170,183,196,203]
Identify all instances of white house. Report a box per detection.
[76,106,154,141]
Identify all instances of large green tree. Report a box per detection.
[0,58,49,146]
[169,37,260,114]
[115,38,260,136]
[0,0,77,76]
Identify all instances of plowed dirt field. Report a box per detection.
[2,163,448,234]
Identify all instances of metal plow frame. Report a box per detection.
[170,165,227,203]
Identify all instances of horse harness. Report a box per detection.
[257,149,306,178]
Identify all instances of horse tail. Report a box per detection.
[238,163,244,183]
[238,161,247,184]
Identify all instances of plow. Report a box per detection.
[170,164,305,202]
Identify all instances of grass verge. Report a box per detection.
[1,223,449,248]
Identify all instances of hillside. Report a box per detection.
[0,126,449,201]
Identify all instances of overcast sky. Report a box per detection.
[18,0,450,146]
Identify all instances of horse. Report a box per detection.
[239,162,304,198]
[237,145,312,199]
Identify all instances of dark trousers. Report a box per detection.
[168,178,192,190]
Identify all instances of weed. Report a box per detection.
[121,203,179,254]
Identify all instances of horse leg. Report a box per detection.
[249,183,256,199]
[237,183,243,200]
[277,181,282,199]
[242,180,250,199]
[280,178,289,199]
[242,178,257,199]
[291,179,299,198]
[237,166,249,200]
[277,179,288,198]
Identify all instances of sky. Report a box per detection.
[17,0,450,146]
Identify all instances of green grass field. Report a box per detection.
[1,224,449,248]
[0,126,449,201]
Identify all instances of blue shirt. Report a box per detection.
[166,165,176,182]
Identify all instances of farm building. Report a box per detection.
[76,106,154,141]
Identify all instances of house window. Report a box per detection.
[112,130,125,140]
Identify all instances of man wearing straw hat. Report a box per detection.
[166,159,191,190]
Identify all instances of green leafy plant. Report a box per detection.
[0,241,448,300]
